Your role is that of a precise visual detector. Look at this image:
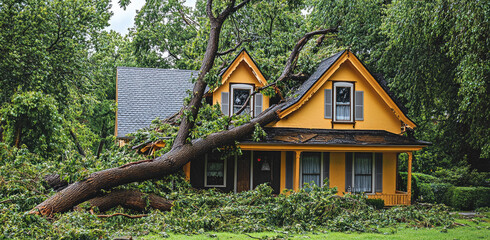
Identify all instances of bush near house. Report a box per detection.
[399,172,490,210]
[448,187,490,210]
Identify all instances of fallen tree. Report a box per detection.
[30,0,337,216]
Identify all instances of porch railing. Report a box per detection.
[367,192,410,206]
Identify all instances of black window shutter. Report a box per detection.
[345,153,353,192]
[375,153,383,193]
[324,89,332,119]
[221,92,229,116]
[323,152,330,187]
[355,91,364,120]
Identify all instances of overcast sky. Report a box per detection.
[107,0,197,35]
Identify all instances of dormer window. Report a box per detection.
[333,82,354,122]
[220,84,263,117]
[231,84,253,115]
[324,82,363,122]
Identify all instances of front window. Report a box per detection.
[353,153,373,193]
[205,154,226,187]
[302,152,322,186]
[334,82,353,122]
[231,84,253,115]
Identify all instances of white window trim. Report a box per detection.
[333,82,354,122]
[351,153,376,194]
[230,84,254,117]
[300,152,325,188]
[204,154,227,187]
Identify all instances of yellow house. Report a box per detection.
[187,49,429,206]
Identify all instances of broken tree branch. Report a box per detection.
[69,129,86,157]
[217,39,251,56]
[173,0,251,148]
[233,28,337,116]
[85,190,172,212]
[94,212,148,219]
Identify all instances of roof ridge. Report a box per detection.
[281,50,346,111]
[117,66,199,72]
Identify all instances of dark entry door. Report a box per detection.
[253,151,281,194]
[236,151,251,192]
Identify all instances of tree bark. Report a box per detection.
[0,121,4,143]
[14,123,21,148]
[84,190,172,212]
[44,174,68,192]
[69,129,86,157]
[96,120,107,159]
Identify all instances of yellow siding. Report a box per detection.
[212,62,270,110]
[329,152,345,195]
[326,152,397,196]
[272,61,402,134]
[280,151,286,193]
[383,152,397,195]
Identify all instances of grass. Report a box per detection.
[142,218,490,240]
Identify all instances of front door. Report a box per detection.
[253,151,281,194]
[236,151,251,192]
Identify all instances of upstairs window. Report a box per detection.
[325,82,363,122]
[334,82,353,122]
[221,84,263,117]
[231,84,253,115]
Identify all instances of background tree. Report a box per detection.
[378,0,489,171]
[0,0,112,156]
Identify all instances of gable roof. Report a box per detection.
[279,50,416,129]
[116,67,198,138]
[218,49,267,87]
[281,50,346,111]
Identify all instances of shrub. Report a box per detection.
[431,183,454,205]
[475,187,490,209]
[449,187,490,210]
[418,183,435,203]
[366,198,385,209]
[434,166,490,187]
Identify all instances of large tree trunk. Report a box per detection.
[30,104,281,216]
[30,0,337,216]
[84,189,172,212]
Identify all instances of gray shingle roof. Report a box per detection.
[116,67,198,138]
[241,127,431,146]
[281,50,346,111]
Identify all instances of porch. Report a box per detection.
[367,191,410,206]
[186,148,415,206]
[237,146,416,206]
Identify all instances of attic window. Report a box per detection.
[231,84,253,115]
[333,82,354,122]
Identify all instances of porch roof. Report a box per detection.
[241,127,431,147]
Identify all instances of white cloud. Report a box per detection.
[107,0,197,35]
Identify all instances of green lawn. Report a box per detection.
[143,218,490,240]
